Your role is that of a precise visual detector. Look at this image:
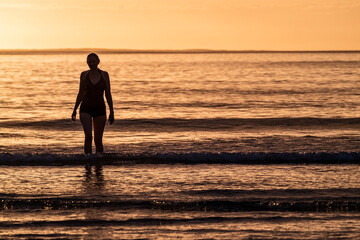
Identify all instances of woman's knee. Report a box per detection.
[94,137,102,145]
[85,133,93,141]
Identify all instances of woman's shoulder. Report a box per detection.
[99,69,110,80]
[99,69,109,76]
[80,70,90,79]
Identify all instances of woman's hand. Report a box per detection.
[72,110,77,121]
[108,112,114,125]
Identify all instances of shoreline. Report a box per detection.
[1,49,360,55]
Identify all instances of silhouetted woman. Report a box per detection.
[72,53,114,154]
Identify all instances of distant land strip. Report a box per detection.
[1,49,360,55]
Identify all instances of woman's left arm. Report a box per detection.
[104,71,114,124]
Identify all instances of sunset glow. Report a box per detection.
[1,0,359,50]
[1,0,360,237]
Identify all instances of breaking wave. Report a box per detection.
[1,117,360,131]
[0,152,359,166]
[1,197,359,212]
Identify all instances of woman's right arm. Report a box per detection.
[72,72,86,121]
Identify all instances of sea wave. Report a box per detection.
[184,188,360,198]
[1,215,360,230]
[0,152,359,166]
[266,60,360,66]
[1,117,359,131]
[1,197,359,212]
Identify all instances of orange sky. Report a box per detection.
[0,0,359,50]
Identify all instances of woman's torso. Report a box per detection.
[80,69,107,116]
[84,70,106,101]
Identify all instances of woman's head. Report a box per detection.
[87,53,100,70]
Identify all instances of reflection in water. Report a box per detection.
[83,161,112,238]
[83,160,105,193]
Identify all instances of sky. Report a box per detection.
[0,0,359,50]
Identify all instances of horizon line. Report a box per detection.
[1,48,360,55]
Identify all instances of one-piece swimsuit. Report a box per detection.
[80,70,106,117]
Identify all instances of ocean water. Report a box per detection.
[0,52,360,239]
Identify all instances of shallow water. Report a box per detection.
[1,164,360,239]
[0,53,360,154]
[1,52,360,239]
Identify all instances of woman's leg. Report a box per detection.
[80,112,93,154]
[93,115,106,153]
